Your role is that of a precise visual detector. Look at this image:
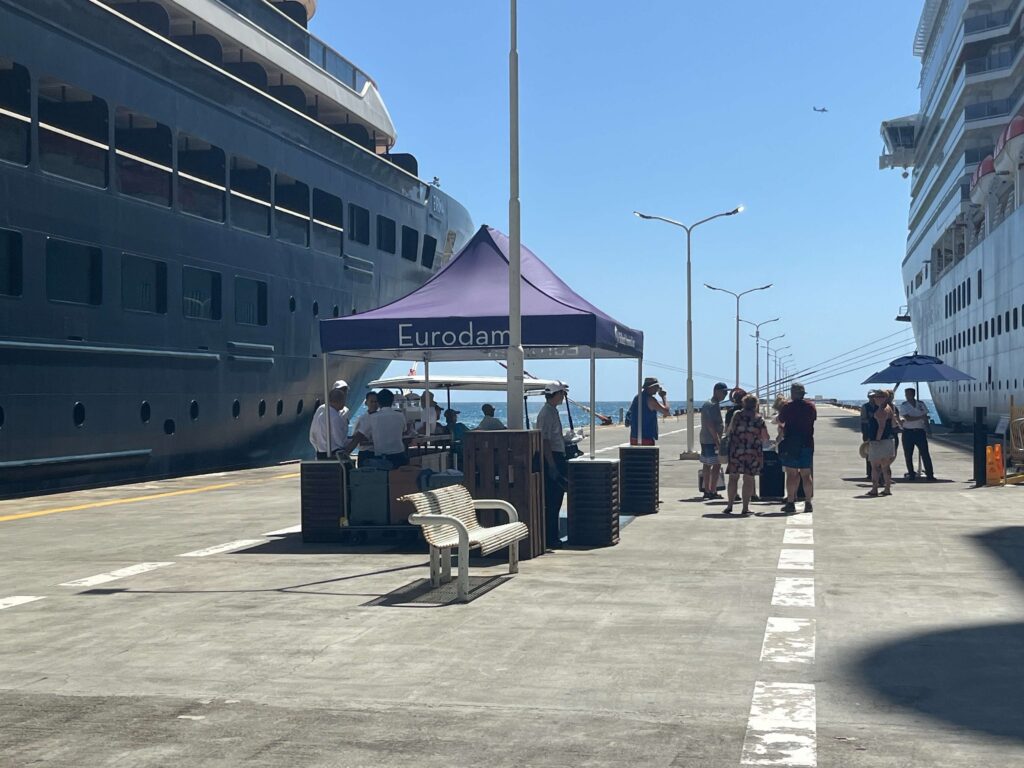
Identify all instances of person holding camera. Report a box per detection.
[628,377,671,445]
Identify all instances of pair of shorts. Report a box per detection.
[780,446,813,469]
[866,439,896,463]
[700,443,719,465]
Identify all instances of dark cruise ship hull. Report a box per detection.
[0,0,474,497]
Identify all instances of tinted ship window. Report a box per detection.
[275,173,309,247]
[115,107,172,207]
[421,235,437,269]
[377,215,396,253]
[178,133,225,222]
[0,58,30,166]
[0,228,22,297]
[234,276,267,326]
[38,77,108,188]
[230,155,270,236]
[312,189,343,255]
[183,266,222,320]
[46,238,102,305]
[122,254,167,314]
[348,204,370,244]
[401,226,418,262]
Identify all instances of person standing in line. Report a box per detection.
[628,377,671,445]
[863,389,897,496]
[724,394,770,515]
[898,387,935,481]
[474,403,506,431]
[699,382,729,500]
[308,380,350,459]
[352,390,379,465]
[536,383,569,549]
[777,382,816,513]
[340,388,411,468]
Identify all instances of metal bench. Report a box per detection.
[400,485,529,602]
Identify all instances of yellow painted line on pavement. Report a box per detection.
[274,472,301,479]
[0,482,240,523]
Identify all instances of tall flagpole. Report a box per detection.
[506,0,525,429]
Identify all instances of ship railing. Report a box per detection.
[964,7,1014,35]
[965,37,1024,76]
[215,0,372,94]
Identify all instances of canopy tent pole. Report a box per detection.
[524,395,530,429]
[322,353,330,456]
[506,0,525,430]
[589,351,596,459]
[424,357,431,437]
[636,357,643,444]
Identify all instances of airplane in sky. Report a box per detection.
[812,106,828,113]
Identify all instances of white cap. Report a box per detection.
[332,379,349,390]
[543,382,568,396]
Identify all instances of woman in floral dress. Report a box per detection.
[724,394,770,515]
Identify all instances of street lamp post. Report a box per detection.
[633,205,744,457]
[772,346,792,400]
[741,317,779,400]
[505,0,525,428]
[705,283,772,389]
[763,334,785,402]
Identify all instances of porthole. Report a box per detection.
[296,399,304,415]
[164,419,175,435]
[258,399,266,417]
[140,401,151,423]
[0,405,4,429]
[190,400,199,421]
[276,399,284,416]
[73,402,85,427]
[332,305,340,317]
[312,300,319,317]
[232,399,241,419]
[289,296,296,312]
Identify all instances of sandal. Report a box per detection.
[723,506,734,514]
[866,489,879,497]
[881,488,892,496]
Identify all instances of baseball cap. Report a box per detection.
[332,379,349,390]
[543,382,568,396]
[642,377,660,389]
[713,382,728,391]
[443,408,460,419]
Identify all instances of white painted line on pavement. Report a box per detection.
[60,562,174,587]
[783,529,814,545]
[591,426,690,454]
[778,549,814,571]
[771,577,815,608]
[0,595,45,610]
[760,617,816,664]
[178,539,265,557]
[741,681,817,766]
[262,524,301,537]
[787,513,813,526]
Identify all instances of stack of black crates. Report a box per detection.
[567,458,620,547]
[619,446,659,515]
[300,460,348,542]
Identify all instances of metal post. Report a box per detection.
[424,357,431,439]
[754,333,760,397]
[685,228,694,454]
[589,351,596,459]
[637,357,643,444]
[974,406,988,487]
[322,353,330,456]
[506,0,525,430]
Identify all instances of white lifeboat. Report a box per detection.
[969,154,996,206]
[994,114,1024,175]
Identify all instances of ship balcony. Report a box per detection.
[964,37,1024,78]
[963,5,1017,38]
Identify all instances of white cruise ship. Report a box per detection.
[882,0,1024,427]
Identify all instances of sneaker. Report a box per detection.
[723,506,734,515]
[803,501,814,514]
[780,502,796,513]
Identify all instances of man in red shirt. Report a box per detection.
[777,382,816,514]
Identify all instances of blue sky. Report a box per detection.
[313,2,923,402]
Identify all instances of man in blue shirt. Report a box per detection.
[629,377,671,445]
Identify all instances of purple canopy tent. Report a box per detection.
[317,225,647,456]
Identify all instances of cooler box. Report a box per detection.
[348,468,390,526]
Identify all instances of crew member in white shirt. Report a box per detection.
[536,382,568,549]
[341,388,411,468]
[898,387,935,481]
[308,380,350,459]
[352,390,379,465]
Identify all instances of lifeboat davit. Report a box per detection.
[994,114,1024,175]
[969,154,996,205]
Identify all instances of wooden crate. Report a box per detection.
[462,430,545,559]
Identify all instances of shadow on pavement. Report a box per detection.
[853,526,1024,742]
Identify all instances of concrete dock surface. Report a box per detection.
[2,405,1023,767]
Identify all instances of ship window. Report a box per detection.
[73,402,85,428]
[1006,310,1011,331]
[289,296,296,312]
[178,133,225,222]
[140,401,150,423]
[164,419,175,435]
[230,155,270,236]
[0,58,30,166]
[276,399,283,416]
[296,399,304,415]
[967,278,971,304]
[422,235,437,269]
[377,215,396,253]
[38,77,108,188]
[258,399,266,417]
[998,315,1003,335]
[190,401,199,421]
[978,270,982,298]
[274,174,310,247]
[232,399,241,418]
[348,204,370,244]
[401,225,418,262]
[46,238,102,305]
[1018,308,1021,329]
[312,189,343,255]
[115,107,171,207]
[0,228,22,297]
[234,276,267,326]
[182,266,222,320]
[122,254,167,314]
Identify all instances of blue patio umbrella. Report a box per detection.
[861,353,974,386]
